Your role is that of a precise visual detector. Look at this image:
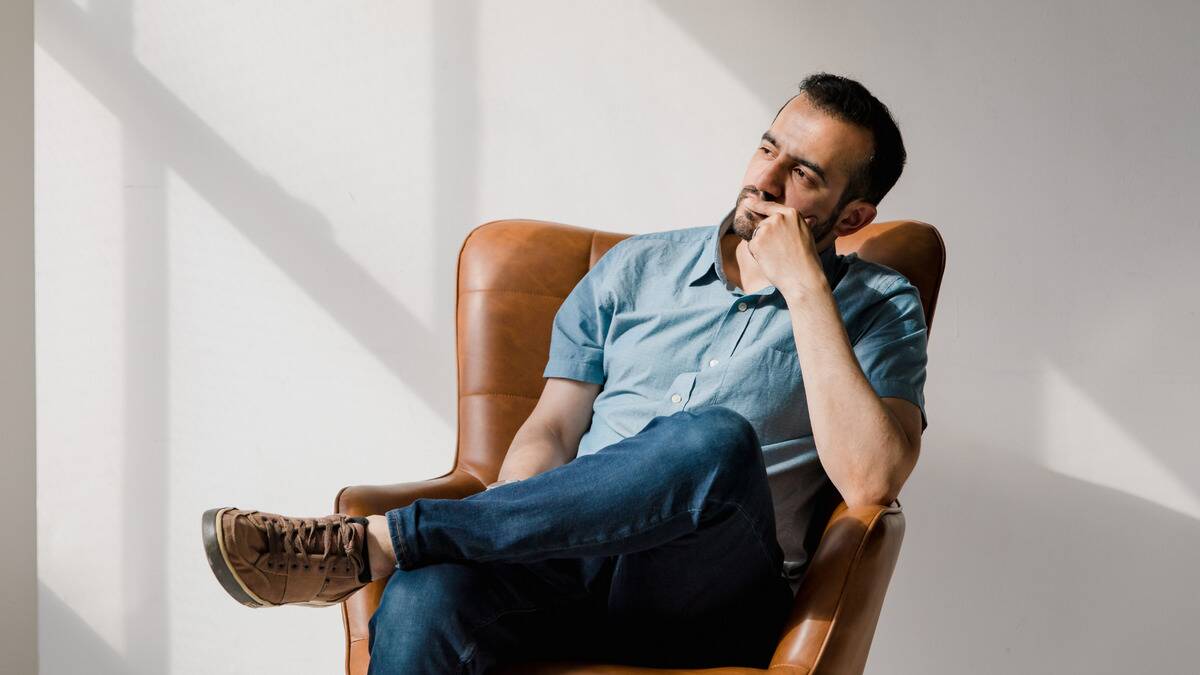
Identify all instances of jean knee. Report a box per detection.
[691,406,756,441]
[690,406,760,467]
[650,406,760,481]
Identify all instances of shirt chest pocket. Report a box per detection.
[719,344,810,446]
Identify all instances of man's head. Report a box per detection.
[731,73,906,246]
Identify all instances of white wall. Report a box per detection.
[2,1,36,673]
[34,1,1200,674]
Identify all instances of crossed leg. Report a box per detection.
[365,406,794,674]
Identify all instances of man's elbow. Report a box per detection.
[842,483,900,509]
[843,448,918,508]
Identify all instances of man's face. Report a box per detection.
[732,94,874,244]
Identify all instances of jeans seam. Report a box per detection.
[386,510,412,569]
[457,604,546,670]
[722,499,783,575]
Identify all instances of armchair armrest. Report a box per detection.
[769,500,906,675]
[334,468,487,517]
[335,468,487,675]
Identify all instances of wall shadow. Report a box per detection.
[38,582,129,675]
[37,0,454,424]
[431,0,480,388]
[885,425,1200,672]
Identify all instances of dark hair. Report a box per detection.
[775,73,906,207]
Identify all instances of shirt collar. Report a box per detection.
[687,211,842,292]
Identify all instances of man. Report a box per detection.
[201,72,927,673]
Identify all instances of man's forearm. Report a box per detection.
[781,279,914,507]
[495,421,573,484]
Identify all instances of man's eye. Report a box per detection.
[793,167,807,180]
[758,147,771,155]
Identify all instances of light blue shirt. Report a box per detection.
[542,215,929,589]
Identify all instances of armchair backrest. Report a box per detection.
[452,219,628,484]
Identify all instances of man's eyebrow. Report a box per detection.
[760,131,828,184]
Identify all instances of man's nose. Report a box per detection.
[752,187,780,202]
[751,160,786,201]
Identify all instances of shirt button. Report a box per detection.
[737,302,748,312]
[708,359,719,368]
[670,393,682,403]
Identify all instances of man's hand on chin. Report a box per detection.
[741,194,829,299]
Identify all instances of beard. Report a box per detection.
[730,186,839,243]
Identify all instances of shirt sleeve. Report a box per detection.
[541,241,626,385]
[852,276,930,430]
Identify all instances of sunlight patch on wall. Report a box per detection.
[1041,366,1200,520]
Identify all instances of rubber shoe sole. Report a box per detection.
[201,507,344,609]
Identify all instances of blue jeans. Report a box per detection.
[368,406,794,674]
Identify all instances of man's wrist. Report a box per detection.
[780,273,831,307]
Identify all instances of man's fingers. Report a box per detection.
[743,193,816,225]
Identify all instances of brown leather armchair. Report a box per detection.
[335,218,946,675]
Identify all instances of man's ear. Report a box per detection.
[832,200,877,237]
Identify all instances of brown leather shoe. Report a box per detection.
[201,507,371,608]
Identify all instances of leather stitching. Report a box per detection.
[461,392,538,400]
[460,288,565,300]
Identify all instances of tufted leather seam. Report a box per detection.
[461,392,539,400]
[808,506,894,673]
[460,288,566,300]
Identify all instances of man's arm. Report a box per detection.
[741,196,924,508]
[493,377,601,486]
[782,280,921,507]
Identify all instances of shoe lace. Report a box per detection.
[245,512,365,578]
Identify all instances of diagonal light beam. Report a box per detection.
[37,0,455,424]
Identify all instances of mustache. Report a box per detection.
[737,187,772,219]
[737,187,777,214]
